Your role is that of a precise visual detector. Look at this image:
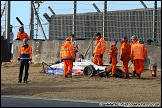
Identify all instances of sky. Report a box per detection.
[1,1,161,40]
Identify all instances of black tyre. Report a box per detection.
[98,72,106,77]
[83,65,96,77]
[115,68,124,78]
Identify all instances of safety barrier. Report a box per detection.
[13,40,161,71]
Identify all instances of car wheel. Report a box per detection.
[83,65,96,77]
[98,72,106,77]
[115,68,124,78]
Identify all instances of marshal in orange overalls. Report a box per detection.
[60,37,75,77]
[93,32,106,66]
[106,39,118,76]
[130,35,138,76]
[130,43,147,78]
[120,36,131,78]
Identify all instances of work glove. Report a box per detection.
[75,50,78,53]
[28,59,32,64]
[100,54,103,58]
[29,58,32,61]
[144,56,148,62]
[120,57,123,61]
[92,54,94,57]
[17,58,20,61]
[131,59,133,63]
[109,58,112,64]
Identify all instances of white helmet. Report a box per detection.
[131,35,137,40]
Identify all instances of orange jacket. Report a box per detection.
[130,43,147,60]
[60,41,75,60]
[94,38,106,55]
[18,44,32,60]
[17,31,29,39]
[120,41,131,62]
[108,44,118,59]
[120,40,125,45]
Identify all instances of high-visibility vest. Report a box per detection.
[108,44,118,58]
[17,31,29,39]
[94,38,106,55]
[131,43,147,60]
[60,41,75,60]
[18,44,32,60]
[120,41,131,60]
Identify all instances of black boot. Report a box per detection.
[106,72,109,77]
[113,74,118,78]
[132,71,136,77]
[136,73,141,78]
[125,74,130,79]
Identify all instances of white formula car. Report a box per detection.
[41,55,124,78]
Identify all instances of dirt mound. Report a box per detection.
[1,62,20,68]
[31,63,43,67]
[1,62,161,103]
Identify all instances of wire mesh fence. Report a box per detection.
[49,8,161,43]
[1,1,161,44]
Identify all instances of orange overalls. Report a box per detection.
[93,38,106,66]
[120,41,131,75]
[60,41,75,77]
[106,43,118,75]
[17,31,29,40]
[130,43,147,76]
[18,44,32,82]
[131,40,138,72]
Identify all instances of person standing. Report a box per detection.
[93,32,106,66]
[105,39,118,77]
[120,36,131,78]
[17,38,32,83]
[16,26,29,40]
[130,38,147,78]
[70,34,79,62]
[60,37,75,78]
[9,25,14,61]
[130,35,138,77]
[2,25,14,60]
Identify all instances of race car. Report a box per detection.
[41,54,124,78]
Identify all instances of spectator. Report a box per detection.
[2,25,14,60]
